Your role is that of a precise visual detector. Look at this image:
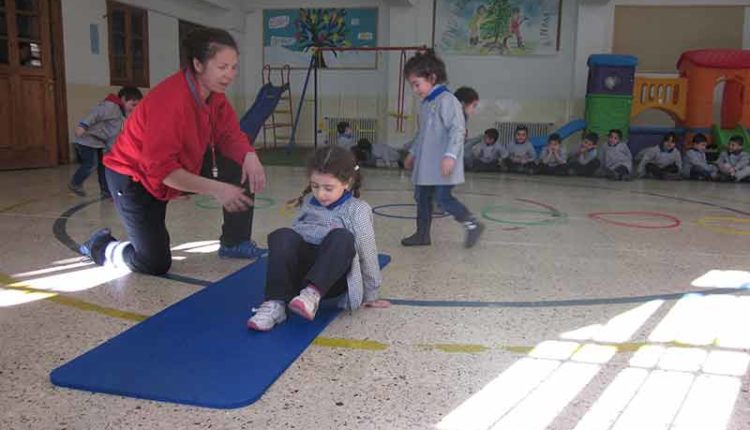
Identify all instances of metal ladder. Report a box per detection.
[261,64,294,148]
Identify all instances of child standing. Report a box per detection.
[635,132,682,179]
[503,125,537,173]
[401,51,484,248]
[336,121,355,149]
[567,132,600,176]
[247,146,389,331]
[471,128,505,172]
[598,129,633,181]
[717,135,750,182]
[538,133,568,175]
[682,133,718,180]
[68,87,142,197]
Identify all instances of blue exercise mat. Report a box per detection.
[50,254,391,409]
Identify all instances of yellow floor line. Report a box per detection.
[1,274,148,322]
[313,337,388,351]
[0,273,735,355]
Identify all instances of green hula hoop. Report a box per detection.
[194,195,275,210]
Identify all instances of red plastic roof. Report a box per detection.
[678,49,750,70]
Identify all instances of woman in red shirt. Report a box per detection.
[80,28,266,275]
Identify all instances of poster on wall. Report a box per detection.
[433,0,561,56]
[263,8,378,69]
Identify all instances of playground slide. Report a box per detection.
[711,124,750,152]
[239,83,289,141]
[530,119,587,152]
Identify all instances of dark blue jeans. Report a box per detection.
[105,149,255,275]
[415,185,471,225]
[71,144,107,193]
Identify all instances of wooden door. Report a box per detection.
[0,0,59,169]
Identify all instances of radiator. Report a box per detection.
[325,117,378,146]
[493,122,553,144]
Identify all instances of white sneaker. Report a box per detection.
[288,286,321,321]
[247,300,287,331]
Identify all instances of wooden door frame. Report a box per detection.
[50,0,68,164]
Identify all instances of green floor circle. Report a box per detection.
[194,195,275,210]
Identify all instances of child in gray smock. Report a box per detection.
[567,132,600,176]
[471,128,505,172]
[538,133,568,175]
[717,135,750,182]
[598,129,633,181]
[401,51,484,248]
[682,133,718,180]
[503,125,536,174]
[635,132,682,179]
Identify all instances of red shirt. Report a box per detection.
[104,70,255,201]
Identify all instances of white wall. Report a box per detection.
[61,0,248,146]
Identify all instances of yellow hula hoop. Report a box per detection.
[696,216,750,236]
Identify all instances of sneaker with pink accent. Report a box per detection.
[288,286,321,321]
[247,300,286,331]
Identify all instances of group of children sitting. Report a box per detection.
[466,126,750,182]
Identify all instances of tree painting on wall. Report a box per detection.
[263,8,378,69]
[433,0,561,56]
[291,8,351,68]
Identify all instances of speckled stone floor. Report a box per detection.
[1,165,748,430]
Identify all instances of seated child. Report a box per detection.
[598,129,633,181]
[567,132,600,176]
[471,128,505,171]
[635,132,682,179]
[503,125,536,173]
[681,133,718,180]
[68,87,143,198]
[336,121,355,149]
[717,135,750,182]
[538,133,568,175]
[247,146,390,331]
[351,138,373,166]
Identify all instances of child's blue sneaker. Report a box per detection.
[218,240,268,259]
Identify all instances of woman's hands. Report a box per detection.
[241,152,266,194]
[212,181,253,213]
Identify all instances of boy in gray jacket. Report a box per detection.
[538,133,568,175]
[598,129,633,181]
[503,125,537,174]
[69,87,142,197]
[682,133,718,180]
[567,132,600,176]
[635,132,682,179]
[471,128,506,171]
[717,135,750,182]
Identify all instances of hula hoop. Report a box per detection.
[588,211,681,229]
[481,202,568,226]
[371,204,451,220]
[194,195,275,210]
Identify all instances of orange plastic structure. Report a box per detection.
[631,76,687,122]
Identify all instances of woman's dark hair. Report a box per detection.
[454,86,479,105]
[288,146,363,208]
[118,86,143,101]
[403,49,447,84]
[183,27,238,71]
